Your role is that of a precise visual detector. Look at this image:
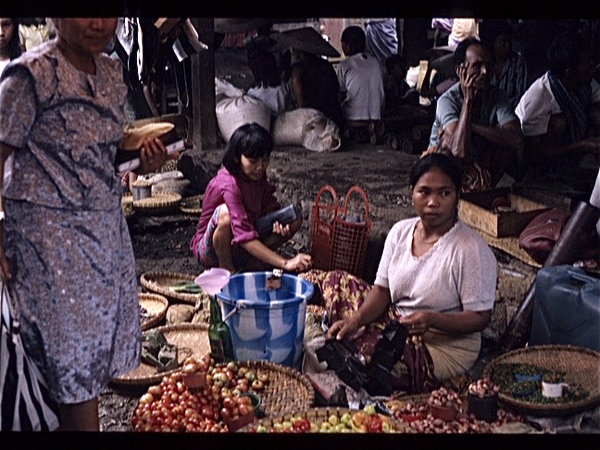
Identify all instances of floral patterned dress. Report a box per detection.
[0,41,140,404]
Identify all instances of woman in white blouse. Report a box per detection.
[327,153,497,384]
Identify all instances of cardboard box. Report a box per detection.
[458,188,549,238]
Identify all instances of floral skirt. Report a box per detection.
[300,269,439,394]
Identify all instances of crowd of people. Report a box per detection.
[0,17,598,432]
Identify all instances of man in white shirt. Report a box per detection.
[336,26,385,124]
[515,31,600,184]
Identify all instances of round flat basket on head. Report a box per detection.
[179,193,204,215]
[139,293,169,331]
[239,360,315,419]
[238,406,409,433]
[132,193,182,215]
[483,344,600,416]
[112,323,210,387]
[141,271,208,305]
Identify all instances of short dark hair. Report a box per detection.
[453,37,491,66]
[409,153,463,193]
[222,123,274,175]
[4,18,23,60]
[341,26,366,53]
[547,31,589,77]
[248,48,280,88]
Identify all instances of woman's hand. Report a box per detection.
[283,253,312,273]
[272,221,292,238]
[137,138,179,175]
[399,311,435,335]
[326,315,361,341]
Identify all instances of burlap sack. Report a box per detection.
[216,94,272,142]
[271,108,341,152]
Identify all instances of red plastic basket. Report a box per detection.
[309,185,372,277]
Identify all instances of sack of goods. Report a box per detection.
[215,78,272,143]
[272,108,342,152]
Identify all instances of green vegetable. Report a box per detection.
[172,281,202,293]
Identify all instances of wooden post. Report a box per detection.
[191,18,217,150]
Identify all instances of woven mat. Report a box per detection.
[483,345,600,416]
[112,323,210,386]
[179,194,204,215]
[139,293,169,331]
[141,271,209,305]
[239,406,408,433]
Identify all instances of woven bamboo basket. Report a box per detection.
[132,193,182,215]
[483,344,600,416]
[238,406,409,433]
[121,194,135,219]
[238,360,315,418]
[179,194,204,215]
[112,323,210,386]
[140,271,209,305]
[139,293,169,331]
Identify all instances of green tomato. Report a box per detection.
[256,425,267,433]
[340,412,352,424]
[382,422,391,433]
[273,422,283,431]
[320,422,332,432]
[328,414,339,426]
[335,423,348,433]
[282,421,293,430]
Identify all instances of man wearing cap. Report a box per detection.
[336,26,385,124]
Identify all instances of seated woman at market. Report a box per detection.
[325,153,497,386]
[190,123,312,274]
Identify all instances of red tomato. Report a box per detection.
[368,414,383,433]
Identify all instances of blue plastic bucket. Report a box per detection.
[216,272,314,369]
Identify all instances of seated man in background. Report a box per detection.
[384,54,420,115]
[515,31,600,193]
[425,37,524,192]
[337,26,385,126]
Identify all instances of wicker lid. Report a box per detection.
[139,293,169,331]
[140,271,209,305]
[483,344,600,416]
[112,323,210,386]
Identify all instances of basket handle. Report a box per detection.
[314,184,339,221]
[341,185,370,219]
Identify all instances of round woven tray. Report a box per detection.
[112,323,210,387]
[139,293,169,331]
[483,344,600,416]
[239,360,315,419]
[140,271,209,305]
[121,194,135,218]
[179,194,204,215]
[238,406,408,433]
[132,193,182,214]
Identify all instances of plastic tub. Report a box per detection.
[216,272,314,369]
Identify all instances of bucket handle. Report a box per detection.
[222,300,251,322]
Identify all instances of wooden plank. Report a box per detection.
[190,18,217,151]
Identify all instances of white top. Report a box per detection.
[246,83,292,117]
[374,217,497,318]
[515,72,600,137]
[336,53,385,121]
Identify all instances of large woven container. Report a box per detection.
[139,293,169,331]
[141,271,210,305]
[483,344,600,416]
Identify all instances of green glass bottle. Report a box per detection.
[208,295,235,363]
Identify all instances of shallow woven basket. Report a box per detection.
[139,293,169,331]
[121,194,135,219]
[179,194,204,215]
[112,323,210,386]
[132,193,182,215]
[140,271,209,305]
[483,344,600,416]
[238,406,409,433]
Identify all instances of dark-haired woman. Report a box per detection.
[246,48,293,117]
[0,18,22,75]
[190,123,312,274]
[321,154,497,391]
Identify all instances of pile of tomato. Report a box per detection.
[131,354,267,432]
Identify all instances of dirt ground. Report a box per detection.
[98,47,539,432]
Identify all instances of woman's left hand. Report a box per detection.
[399,311,434,335]
[272,221,292,237]
[138,138,179,175]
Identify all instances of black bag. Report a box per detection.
[1,279,60,431]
